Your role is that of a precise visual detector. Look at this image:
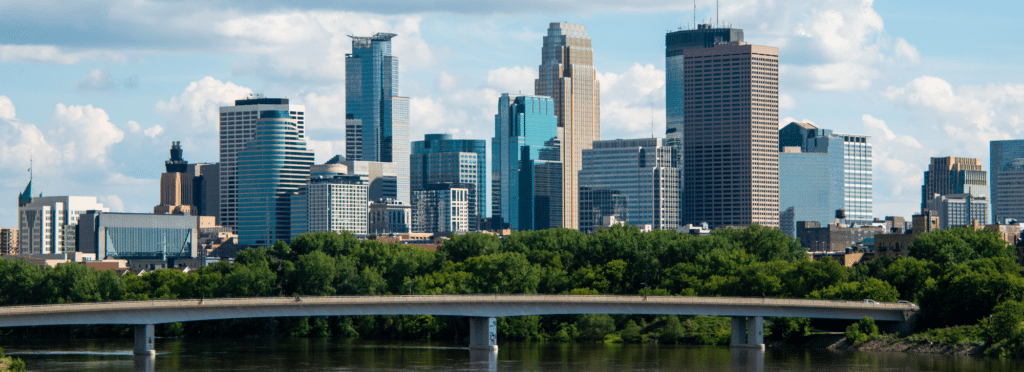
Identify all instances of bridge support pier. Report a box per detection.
[133,324,155,356]
[468,317,497,351]
[730,316,764,349]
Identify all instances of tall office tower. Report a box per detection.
[492,94,561,230]
[304,174,369,236]
[154,141,194,215]
[778,122,873,236]
[921,157,988,214]
[535,22,600,230]
[666,24,745,221]
[412,134,486,229]
[579,188,628,233]
[990,140,1024,223]
[413,183,472,234]
[580,138,680,231]
[188,163,219,221]
[219,95,305,232]
[682,40,780,228]
[345,33,411,204]
[236,110,314,246]
[19,196,107,256]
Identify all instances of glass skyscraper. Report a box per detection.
[411,134,486,229]
[345,33,410,204]
[990,139,1024,223]
[535,22,600,230]
[778,122,872,236]
[492,94,561,230]
[237,110,314,246]
[580,138,679,231]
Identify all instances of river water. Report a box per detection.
[3,338,1022,371]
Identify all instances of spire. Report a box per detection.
[19,156,33,207]
[165,141,188,173]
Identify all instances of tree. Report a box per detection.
[292,251,337,296]
[576,314,615,342]
[439,232,500,262]
[845,316,879,343]
[910,227,1014,265]
[809,278,899,302]
[621,320,643,343]
[989,300,1024,342]
[768,317,811,342]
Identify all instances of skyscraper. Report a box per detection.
[236,110,314,246]
[921,157,988,213]
[535,22,601,230]
[492,94,561,230]
[778,122,872,236]
[345,33,410,204]
[19,196,107,256]
[580,138,679,231]
[219,96,305,231]
[412,133,486,229]
[666,24,745,222]
[154,141,194,215]
[990,140,1024,223]
[682,38,780,228]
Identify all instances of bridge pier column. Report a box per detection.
[133,324,155,356]
[730,316,764,349]
[468,317,497,351]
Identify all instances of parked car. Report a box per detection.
[861,299,877,304]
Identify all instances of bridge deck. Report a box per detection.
[0,295,918,327]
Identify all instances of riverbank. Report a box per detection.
[770,333,986,356]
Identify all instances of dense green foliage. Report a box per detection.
[845,316,880,343]
[0,346,26,372]
[0,224,1022,351]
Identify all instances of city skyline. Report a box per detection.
[1,1,1023,226]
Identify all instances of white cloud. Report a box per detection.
[98,195,125,212]
[0,96,15,120]
[77,68,115,91]
[0,45,123,64]
[883,76,1024,157]
[862,114,933,217]
[598,63,665,139]
[485,66,537,94]
[49,103,125,164]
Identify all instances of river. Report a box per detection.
[3,338,1022,371]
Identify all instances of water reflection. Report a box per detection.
[133,354,154,372]
[469,349,498,371]
[731,348,764,372]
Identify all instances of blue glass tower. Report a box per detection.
[492,94,560,230]
[779,122,872,236]
[990,139,1024,223]
[345,33,410,204]
[237,110,314,246]
[412,133,486,229]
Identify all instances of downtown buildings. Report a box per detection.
[921,157,989,228]
[579,138,680,231]
[990,140,1024,223]
[411,134,486,232]
[492,94,562,231]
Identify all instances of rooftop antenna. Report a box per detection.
[651,101,655,139]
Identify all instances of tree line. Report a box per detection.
[0,225,1022,356]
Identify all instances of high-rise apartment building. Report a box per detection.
[236,110,314,246]
[0,228,19,256]
[492,94,562,230]
[413,183,471,234]
[580,138,680,231]
[778,122,872,236]
[535,22,601,230]
[219,96,305,231]
[345,33,410,204]
[921,157,988,214]
[303,175,369,236]
[19,195,107,256]
[990,140,1024,223]
[412,134,486,230]
[929,193,989,229]
[682,40,780,228]
[666,24,745,221]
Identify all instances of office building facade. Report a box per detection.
[219,96,305,231]
[304,175,369,236]
[921,157,988,218]
[0,228,18,256]
[236,110,314,246]
[580,138,680,231]
[345,33,410,204]
[78,211,199,263]
[682,42,780,228]
[369,199,412,235]
[535,22,601,230]
[930,193,989,229]
[990,140,1024,223]
[18,196,108,256]
[492,94,562,230]
[412,133,486,228]
[778,122,872,236]
[413,183,471,234]
[579,188,628,233]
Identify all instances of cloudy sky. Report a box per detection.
[1,0,1023,227]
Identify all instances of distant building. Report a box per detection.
[19,195,107,256]
[77,211,199,270]
[154,141,195,215]
[778,122,872,236]
[921,157,988,218]
[189,163,220,221]
[369,199,412,235]
[580,138,679,231]
[413,183,471,234]
[796,220,884,253]
[0,228,18,255]
[302,174,369,236]
[345,32,410,204]
[929,193,989,229]
[219,95,305,232]
[236,110,314,246]
[412,134,486,230]
[990,140,1024,223]
[874,213,940,260]
[579,187,628,233]
[317,156,399,203]
[492,94,562,230]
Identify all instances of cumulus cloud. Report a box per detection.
[0,96,15,119]
[50,103,125,164]
[598,63,665,139]
[861,114,933,216]
[883,76,1024,157]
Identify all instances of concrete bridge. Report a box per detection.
[0,295,918,355]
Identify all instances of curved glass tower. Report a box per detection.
[237,110,315,246]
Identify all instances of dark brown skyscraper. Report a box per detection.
[683,42,779,228]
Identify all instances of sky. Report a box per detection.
[2,0,1024,227]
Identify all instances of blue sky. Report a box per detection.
[2,0,1023,227]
